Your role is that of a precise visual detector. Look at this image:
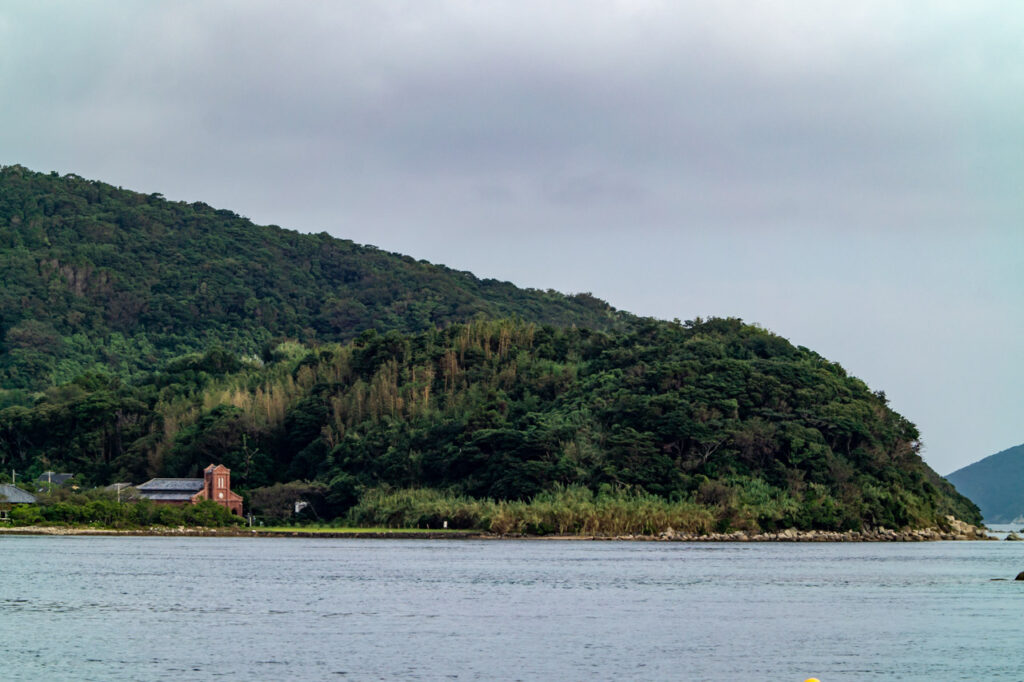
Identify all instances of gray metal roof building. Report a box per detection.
[36,472,74,487]
[136,478,204,503]
[0,484,37,504]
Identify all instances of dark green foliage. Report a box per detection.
[0,165,622,390]
[945,443,1024,523]
[8,489,241,528]
[248,480,337,523]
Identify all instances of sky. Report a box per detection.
[1,1,1022,475]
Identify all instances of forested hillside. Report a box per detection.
[946,444,1024,523]
[0,165,981,532]
[0,165,620,391]
[0,316,980,530]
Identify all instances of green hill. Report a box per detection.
[0,317,980,531]
[0,165,621,391]
[946,444,1024,523]
[0,165,981,532]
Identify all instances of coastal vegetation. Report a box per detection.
[0,317,980,532]
[3,487,240,529]
[341,486,713,536]
[0,166,981,534]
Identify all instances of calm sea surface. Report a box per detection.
[3,536,1024,681]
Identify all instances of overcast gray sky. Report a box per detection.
[2,1,1021,475]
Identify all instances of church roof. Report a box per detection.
[137,478,205,492]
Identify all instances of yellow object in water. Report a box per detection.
[804,678,821,682]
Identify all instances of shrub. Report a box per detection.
[9,505,43,525]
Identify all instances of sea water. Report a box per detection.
[2,536,1024,681]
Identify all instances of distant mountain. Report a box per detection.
[0,165,623,391]
[946,444,1024,523]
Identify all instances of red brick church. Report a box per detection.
[136,464,244,515]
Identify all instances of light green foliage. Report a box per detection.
[343,485,714,536]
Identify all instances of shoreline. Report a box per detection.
[0,526,483,539]
[0,521,993,541]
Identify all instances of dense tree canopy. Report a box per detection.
[0,165,980,531]
[0,317,980,530]
[0,165,622,390]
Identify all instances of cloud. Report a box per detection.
[5,2,1016,228]
[1,1,1022,473]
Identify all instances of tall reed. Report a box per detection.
[345,486,715,536]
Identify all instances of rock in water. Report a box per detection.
[1015,572,1024,581]
[1006,532,1023,541]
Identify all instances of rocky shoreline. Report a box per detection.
[644,516,993,542]
[649,525,992,542]
[0,517,993,541]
